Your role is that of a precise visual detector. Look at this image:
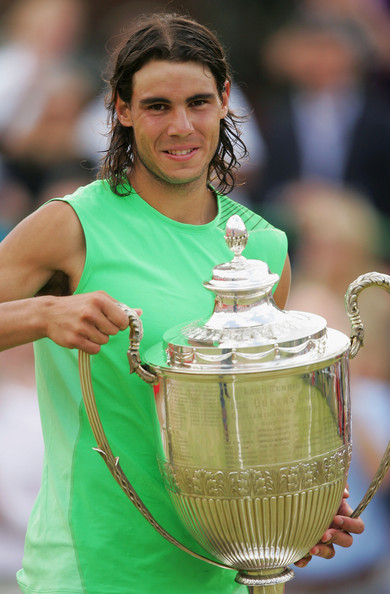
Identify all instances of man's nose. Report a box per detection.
[167,107,194,135]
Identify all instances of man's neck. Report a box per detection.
[127,170,218,225]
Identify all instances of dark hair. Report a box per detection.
[98,12,248,195]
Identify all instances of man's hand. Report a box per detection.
[294,486,365,568]
[44,291,131,354]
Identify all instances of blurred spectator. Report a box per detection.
[227,85,266,207]
[299,0,390,97]
[283,181,390,593]
[0,0,95,211]
[0,0,87,131]
[255,15,390,242]
[0,344,43,592]
[0,179,31,241]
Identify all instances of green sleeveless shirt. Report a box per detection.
[17,180,287,594]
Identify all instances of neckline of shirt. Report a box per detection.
[121,182,222,232]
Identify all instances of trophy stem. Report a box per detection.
[248,585,285,594]
[236,568,293,593]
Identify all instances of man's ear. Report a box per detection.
[115,96,132,127]
[220,80,230,119]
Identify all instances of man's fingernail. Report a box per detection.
[311,547,319,555]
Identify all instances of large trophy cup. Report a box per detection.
[79,215,390,593]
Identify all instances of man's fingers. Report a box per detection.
[332,514,365,536]
[320,527,353,549]
[80,293,131,337]
[45,292,141,351]
[77,337,103,355]
[294,554,312,568]
[297,484,365,565]
[336,497,353,517]
[310,542,336,559]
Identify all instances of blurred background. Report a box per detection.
[0,1,390,593]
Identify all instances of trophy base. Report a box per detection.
[235,567,294,592]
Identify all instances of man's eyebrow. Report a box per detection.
[139,97,169,106]
[187,93,216,102]
[139,93,217,106]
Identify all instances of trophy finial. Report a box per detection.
[224,215,248,258]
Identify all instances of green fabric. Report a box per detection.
[17,180,287,593]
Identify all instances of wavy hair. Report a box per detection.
[98,12,248,195]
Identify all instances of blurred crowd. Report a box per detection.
[1,0,390,593]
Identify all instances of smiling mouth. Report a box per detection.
[165,148,196,156]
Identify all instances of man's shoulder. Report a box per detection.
[58,179,111,206]
[216,194,277,232]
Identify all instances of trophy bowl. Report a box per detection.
[79,215,390,593]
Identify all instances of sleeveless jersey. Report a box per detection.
[17,180,288,594]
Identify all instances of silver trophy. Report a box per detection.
[79,215,390,594]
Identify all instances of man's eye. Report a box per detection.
[149,103,167,111]
[191,99,207,107]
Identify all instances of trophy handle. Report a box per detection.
[345,271,390,358]
[78,347,231,573]
[117,303,159,385]
[344,272,390,518]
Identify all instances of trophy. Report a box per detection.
[79,215,390,593]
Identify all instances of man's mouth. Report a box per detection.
[165,148,195,156]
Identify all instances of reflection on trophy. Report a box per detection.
[79,215,390,593]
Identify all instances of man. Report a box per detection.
[0,13,363,594]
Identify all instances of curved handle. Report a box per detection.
[344,271,390,516]
[351,441,390,518]
[117,303,159,385]
[345,271,390,359]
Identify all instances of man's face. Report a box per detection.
[116,60,229,188]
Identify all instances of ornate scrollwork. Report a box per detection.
[344,272,390,358]
[117,303,159,384]
[159,446,352,498]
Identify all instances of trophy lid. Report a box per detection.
[145,215,350,373]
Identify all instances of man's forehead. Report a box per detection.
[132,59,217,93]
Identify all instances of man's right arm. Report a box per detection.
[0,201,129,353]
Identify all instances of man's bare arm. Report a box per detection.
[0,201,128,353]
[273,255,291,309]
